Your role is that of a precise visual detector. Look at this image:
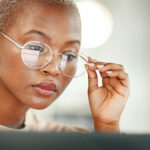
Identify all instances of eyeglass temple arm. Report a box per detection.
[80,55,88,63]
[0,32,23,49]
[79,52,92,64]
[0,33,96,65]
[79,53,99,65]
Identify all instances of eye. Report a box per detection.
[64,52,77,61]
[27,45,44,52]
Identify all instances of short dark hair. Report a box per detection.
[0,0,77,32]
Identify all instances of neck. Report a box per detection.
[0,80,28,128]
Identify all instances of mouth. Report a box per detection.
[32,82,57,97]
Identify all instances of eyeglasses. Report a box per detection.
[0,32,90,78]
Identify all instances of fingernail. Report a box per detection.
[97,65,104,68]
[88,56,93,60]
[89,57,95,61]
[88,63,95,67]
[85,64,88,69]
[106,71,112,74]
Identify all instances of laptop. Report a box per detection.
[0,131,149,150]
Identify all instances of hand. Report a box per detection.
[86,57,130,132]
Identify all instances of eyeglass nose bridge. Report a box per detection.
[44,49,62,70]
[51,49,63,57]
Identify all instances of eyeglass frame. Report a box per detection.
[0,32,90,78]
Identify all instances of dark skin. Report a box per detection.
[0,2,129,131]
[0,3,80,128]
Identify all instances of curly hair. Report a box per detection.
[0,0,77,32]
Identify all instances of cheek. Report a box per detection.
[0,66,31,94]
[60,75,72,92]
[0,46,31,89]
[0,45,22,70]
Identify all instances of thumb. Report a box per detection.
[85,64,98,93]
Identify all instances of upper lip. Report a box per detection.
[32,82,57,91]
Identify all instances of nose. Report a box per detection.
[40,54,60,76]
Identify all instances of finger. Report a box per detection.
[102,77,114,95]
[106,70,127,80]
[97,63,124,72]
[88,57,106,66]
[87,58,124,72]
[100,72,108,78]
[105,71,129,87]
[86,64,98,92]
[109,78,130,98]
[102,77,129,98]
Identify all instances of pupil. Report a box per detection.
[28,45,44,52]
[65,54,76,61]
[34,46,40,50]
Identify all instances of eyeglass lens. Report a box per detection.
[21,41,87,78]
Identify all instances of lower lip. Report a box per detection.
[33,87,56,97]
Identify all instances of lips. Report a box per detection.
[34,82,57,91]
[32,82,57,97]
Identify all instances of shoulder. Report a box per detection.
[24,110,91,133]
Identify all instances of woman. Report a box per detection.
[0,0,129,132]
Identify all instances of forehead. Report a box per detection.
[7,2,81,45]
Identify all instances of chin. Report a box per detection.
[22,96,56,110]
[29,103,51,110]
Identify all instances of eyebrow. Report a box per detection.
[65,40,81,46]
[25,30,81,46]
[25,30,52,41]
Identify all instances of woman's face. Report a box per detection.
[0,3,81,109]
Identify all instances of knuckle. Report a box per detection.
[118,64,123,67]
[96,62,105,66]
[106,63,113,66]
[118,64,124,69]
[88,86,97,93]
[88,76,97,80]
[124,73,128,77]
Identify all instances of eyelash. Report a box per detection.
[60,51,77,61]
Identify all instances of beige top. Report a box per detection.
[0,111,90,132]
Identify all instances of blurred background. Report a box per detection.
[32,0,150,133]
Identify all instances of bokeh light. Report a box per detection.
[76,0,113,49]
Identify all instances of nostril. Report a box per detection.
[43,71,48,74]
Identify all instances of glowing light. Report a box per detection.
[76,0,113,49]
